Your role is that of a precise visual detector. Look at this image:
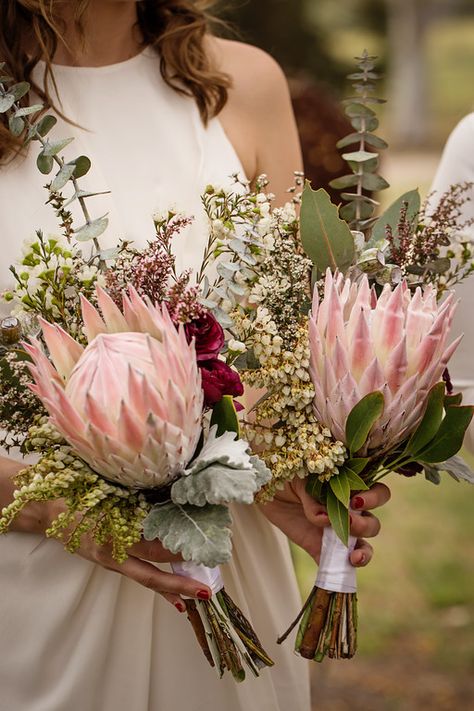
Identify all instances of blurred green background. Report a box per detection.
[220,1,474,708]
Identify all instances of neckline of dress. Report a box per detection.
[36,45,154,76]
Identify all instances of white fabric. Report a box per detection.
[171,563,224,596]
[0,48,310,711]
[429,113,474,449]
[315,527,357,595]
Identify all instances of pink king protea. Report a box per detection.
[25,286,204,488]
[309,271,461,453]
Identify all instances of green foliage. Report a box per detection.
[371,189,421,246]
[405,383,446,457]
[0,424,148,565]
[326,488,350,546]
[300,183,355,275]
[330,51,389,233]
[143,501,233,568]
[345,391,385,455]
[418,405,474,463]
[329,470,351,506]
[210,395,240,437]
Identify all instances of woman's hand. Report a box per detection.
[260,477,391,567]
[72,528,211,612]
[1,457,211,610]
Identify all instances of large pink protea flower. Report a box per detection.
[309,271,461,453]
[24,287,204,488]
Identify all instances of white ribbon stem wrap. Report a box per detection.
[171,562,224,597]
[315,525,357,594]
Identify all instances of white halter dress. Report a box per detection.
[430,113,474,449]
[0,47,310,711]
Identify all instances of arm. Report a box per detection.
[0,455,211,608]
[217,40,390,564]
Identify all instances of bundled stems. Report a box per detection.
[280,588,358,662]
[183,588,274,682]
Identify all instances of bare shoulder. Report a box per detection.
[210,38,290,107]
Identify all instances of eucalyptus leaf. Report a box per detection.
[342,150,378,164]
[14,104,42,117]
[9,81,30,101]
[326,489,350,546]
[362,173,390,191]
[50,163,76,192]
[42,137,74,157]
[143,501,232,568]
[344,102,376,118]
[213,307,234,329]
[74,215,109,242]
[300,183,355,274]
[71,155,92,179]
[36,152,54,175]
[8,115,24,137]
[35,115,57,137]
[345,391,384,455]
[329,174,360,190]
[0,94,15,113]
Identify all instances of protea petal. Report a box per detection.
[309,273,460,452]
[27,286,205,488]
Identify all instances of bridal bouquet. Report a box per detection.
[188,52,474,662]
[0,69,274,681]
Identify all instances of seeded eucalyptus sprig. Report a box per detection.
[329,50,389,234]
[0,62,108,257]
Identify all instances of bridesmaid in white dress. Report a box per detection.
[430,114,474,448]
[0,2,390,709]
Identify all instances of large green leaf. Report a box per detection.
[345,467,370,491]
[329,471,351,507]
[418,406,474,463]
[371,189,420,245]
[210,395,240,437]
[300,183,355,274]
[305,474,325,503]
[345,391,384,455]
[143,501,232,568]
[405,382,445,457]
[326,489,350,546]
[344,458,370,475]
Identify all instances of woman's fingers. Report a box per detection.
[129,538,182,564]
[117,556,212,601]
[350,539,373,567]
[350,482,391,512]
[350,511,381,538]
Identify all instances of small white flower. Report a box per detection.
[228,339,246,353]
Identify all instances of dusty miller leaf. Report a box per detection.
[143,502,232,567]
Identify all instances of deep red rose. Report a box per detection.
[199,358,244,408]
[185,312,225,361]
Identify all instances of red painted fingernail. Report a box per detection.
[174,601,186,613]
[352,496,365,510]
[197,589,211,601]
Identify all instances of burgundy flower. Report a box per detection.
[199,358,244,408]
[185,312,225,361]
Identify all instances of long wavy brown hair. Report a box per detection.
[0,0,230,160]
